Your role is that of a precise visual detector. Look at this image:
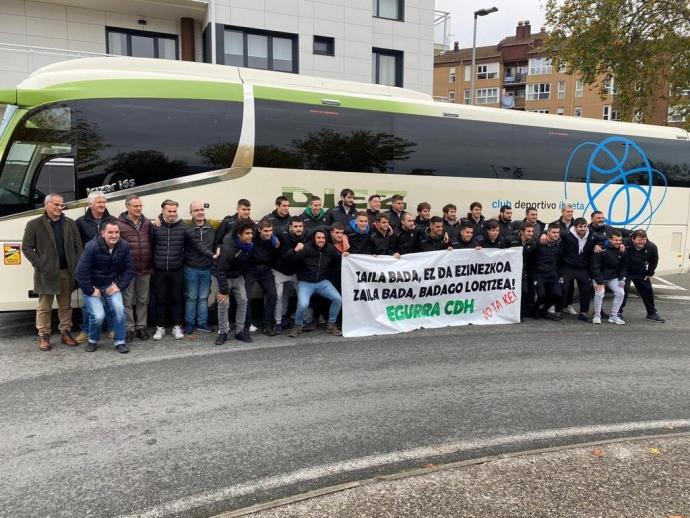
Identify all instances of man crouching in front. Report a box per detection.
[289,229,344,337]
[74,221,134,353]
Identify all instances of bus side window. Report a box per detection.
[34,157,76,203]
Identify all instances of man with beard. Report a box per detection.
[272,216,306,332]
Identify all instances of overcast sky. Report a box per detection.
[434,1,551,49]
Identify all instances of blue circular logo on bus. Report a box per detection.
[564,136,667,227]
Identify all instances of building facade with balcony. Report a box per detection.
[433,20,673,126]
[0,0,436,111]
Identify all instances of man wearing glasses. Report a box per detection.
[22,193,83,351]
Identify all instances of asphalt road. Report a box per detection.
[1,275,689,517]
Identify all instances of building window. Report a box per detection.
[611,109,621,121]
[575,79,584,97]
[556,107,565,116]
[464,89,471,104]
[476,63,499,80]
[372,0,403,21]
[668,106,686,123]
[449,67,456,83]
[528,57,552,75]
[557,80,566,99]
[604,77,616,95]
[603,105,611,120]
[222,27,297,72]
[526,83,551,100]
[574,106,582,117]
[476,88,499,105]
[529,109,550,114]
[313,36,335,56]
[464,65,471,81]
[106,27,178,60]
[448,91,455,103]
[372,48,403,87]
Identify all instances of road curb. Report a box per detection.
[215,430,690,517]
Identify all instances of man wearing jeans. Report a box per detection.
[74,221,134,353]
[184,201,216,334]
[289,229,344,338]
[215,219,254,344]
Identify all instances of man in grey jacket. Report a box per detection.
[21,193,83,351]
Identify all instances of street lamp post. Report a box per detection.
[470,7,498,105]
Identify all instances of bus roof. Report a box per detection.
[14,56,690,142]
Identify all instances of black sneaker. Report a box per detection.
[646,312,665,323]
[261,326,276,337]
[302,321,316,332]
[196,325,214,333]
[215,332,228,345]
[551,312,562,321]
[125,330,134,343]
[577,313,591,323]
[280,317,294,330]
[235,330,253,343]
[85,341,97,352]
[116,343,129,354]
[136,328,150,341]
[272,324,282,335]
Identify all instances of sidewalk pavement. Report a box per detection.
[236,434,690,517]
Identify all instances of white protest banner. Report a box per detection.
[341,248,523,338]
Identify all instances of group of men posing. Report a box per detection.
[21,188,663,353]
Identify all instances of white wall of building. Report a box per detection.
[0,0,434,93]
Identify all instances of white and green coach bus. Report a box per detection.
[0,57,689,310]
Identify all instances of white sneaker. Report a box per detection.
[153,326,165,340]
[172,325,184,339]
[565,305,577,315]
[608,316,626,325]
[547,305,555,314]
[249,324,257,332]
[592,315,601,324]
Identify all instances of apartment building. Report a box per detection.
[0,0,435,96]
[433,20,672,126]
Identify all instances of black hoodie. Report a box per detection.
[292,233,340,283]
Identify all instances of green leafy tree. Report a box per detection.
[545,0,690,127]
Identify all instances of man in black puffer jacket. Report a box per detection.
[369,213,395,255]
[215,219,254,345]
[392,212,419,256]
[243,218,280,336]
[289,229,343,337]
[533,222,564,320]
[559,217,600,322]
[272,216,306,330]
[325,188,358,226]
[151,199,213,341]
[590,230,628,325]
[74,221,134,353]
[416,217,450,252]
[619,229,663,322]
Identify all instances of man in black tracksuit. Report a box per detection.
[619,229,664,322]
[263,196,292,234]
[366,194,381,226]
[243,218,279,335]
[369,213,395,255]
[476,220,507,248]
[346,212,373,254]
[392,212,418,256]
[461,201,486,238]
[272,216,306,330]
[151,200,214,340]
[442,203,461,237]
[326,188,358,226]
[516,222,538,321]
[559,217,599,322]
[533,222,564,320]
[385,194,406,232]
[451,222,480,249]
[416,216,449,252]
[289,229,343,337]
[588,210,631,243]
[215,198,255,250]
[497,205,516,244]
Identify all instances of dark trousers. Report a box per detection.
[560,266,591,314]
[534,276,563,312]
[244,268,277,329]
[153,269,185,327]
[620,277,657,315]
[521,272,535,318]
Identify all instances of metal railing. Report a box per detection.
[0,42,112,76]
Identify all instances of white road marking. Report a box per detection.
[653,276,687,291]
[657,295,690,301]
[122,419,690,518]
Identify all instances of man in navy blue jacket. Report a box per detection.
[75,221,134,353]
